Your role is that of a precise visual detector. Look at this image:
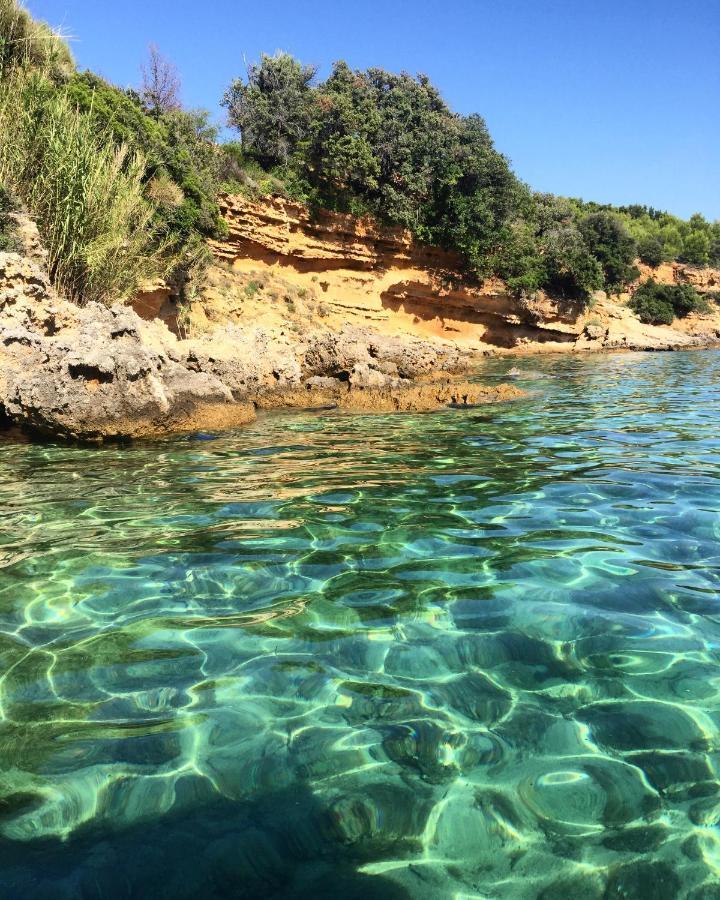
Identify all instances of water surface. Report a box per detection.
[1,351,720,899]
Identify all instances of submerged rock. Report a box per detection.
[604,861,680,900]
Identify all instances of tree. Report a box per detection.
[579,212,638,292]
[681,229,710,266]
[140,43,181,120]
[541,225,603,300]
[659,223,683,261]
[306,60,381,213]
[496,194,602,303]
[222,52,317,168]
[629,281,675,324]
[637,235,663,268]
[710,223,720,268]
[429,112,520,273]
[689,213,708,231]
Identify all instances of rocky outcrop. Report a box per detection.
[0,253,256,439]
[636,260,720,293]
[0,251,520,441]
[131,279,181,336]
[256,379,523,414]
[210,194,458,271]
[197,195,720,356]
[677,264,720,291]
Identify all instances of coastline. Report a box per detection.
[2,197,719,443]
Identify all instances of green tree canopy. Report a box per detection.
[223,52,317,168]
[579,212,638,292]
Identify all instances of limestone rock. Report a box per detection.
[0,251,521,441]
[0,252,253,440]
[584,323,607,340]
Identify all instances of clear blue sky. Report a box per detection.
[27,0,720,220]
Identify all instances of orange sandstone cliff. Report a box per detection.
[196,195,582,352]
[133,194,720,356]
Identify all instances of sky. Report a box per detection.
[26,0,720,220]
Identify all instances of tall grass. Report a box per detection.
[0,0,74,81]
[0,70,175,305]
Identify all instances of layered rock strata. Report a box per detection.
[191,195,720,355]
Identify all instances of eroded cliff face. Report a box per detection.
[191,195,581,351]
[186,194,720,355]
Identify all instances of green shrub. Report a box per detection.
[630,279,707,325]
[496,196,601,304]
[637,236,663,268]
[670,282,708,317]
[681,230,710,267]
[630,291,674,325]
[579,212,638,292]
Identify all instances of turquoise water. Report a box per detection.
[1,351,720,899]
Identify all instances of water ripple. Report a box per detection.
[1,351,720,897]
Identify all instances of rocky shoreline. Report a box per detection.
[0,252,522,441]
[3,195,720,443]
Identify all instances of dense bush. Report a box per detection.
[630,279,708,324]
[541,226,604,299]
[629,286,674,325]
[637,235,664,268]
[496,194,602,301]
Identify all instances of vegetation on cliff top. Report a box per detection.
[223,53,720,304]
[0,2,718,312]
